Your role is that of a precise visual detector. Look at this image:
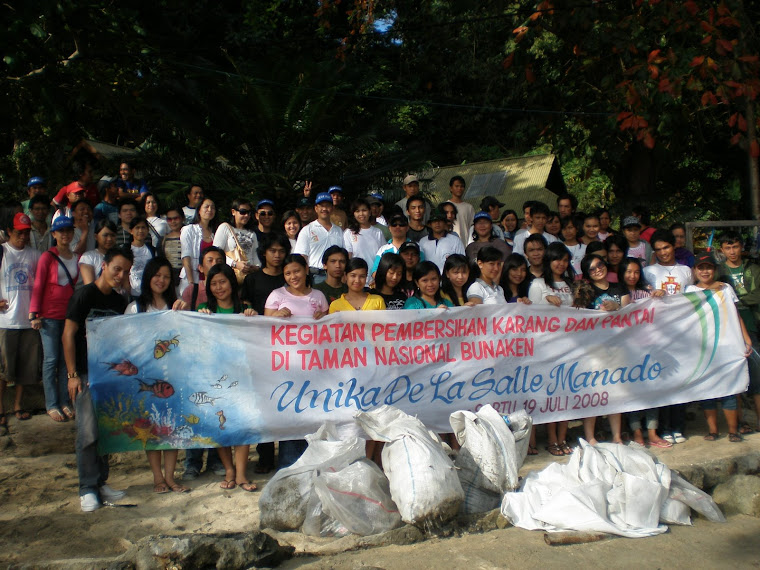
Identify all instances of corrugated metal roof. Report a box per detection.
[69,139,138,161]
[423,154,565,213]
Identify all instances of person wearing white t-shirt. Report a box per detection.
[448,175,475,248]
[512,202,559,256]
[418,209,465,273]
[466,246,507,305]
[643,229,693,295]
[293,192,344,284]
[343,198,385,266]
[0,213,41,425]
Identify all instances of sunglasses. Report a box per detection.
[590,263,606,272]
[390,223,408,228]
[236,209,252,216]
[166,216,182,221]
[258,211,274,216]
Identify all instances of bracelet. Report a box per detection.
[67,372,79,379]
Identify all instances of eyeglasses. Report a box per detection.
[258,211,274,216]
[236,209,252,216]
[590,263,606,273]
[166,216,182,221]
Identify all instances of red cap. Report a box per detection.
[13,212,32,230]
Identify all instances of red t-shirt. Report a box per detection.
[53,181,99,208]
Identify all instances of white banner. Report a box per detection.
[88,290,748,453]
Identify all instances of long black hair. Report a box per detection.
[500,253,531,299]
[541,242,575,290]
[413,261,446,305]
[441,254,475,306]
[137,257,177,312]
[375,252,404,293]
[204,263,243,313]
[347,198,371,235]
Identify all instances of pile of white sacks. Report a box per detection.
[259,404,724,538]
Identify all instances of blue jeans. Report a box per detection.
[627,408,659,431]
[184,448,222,473]
[40,318,70,412]
[278,440,307,469]
[75,377,109,496]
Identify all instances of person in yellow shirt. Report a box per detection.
[329,258,386,312]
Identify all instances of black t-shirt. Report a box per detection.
[241,271,286,315]
[587,282,628,309]
[66,283,128,373]
[370,289,407,310]
[399,278,416,299]
[313,281,348,305]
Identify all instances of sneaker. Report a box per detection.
[183,468,200,481]
[662,433,676,444]
[80,492,101,512]
[673,431,687,444]
[98,484,127,501]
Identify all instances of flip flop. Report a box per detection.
[649,439,673,448]
[62,406,75,420]
[220,479,236,490]
[14,410,31,421]
[47,409,66,423]
[704,432,720,441]
[169,483,190,493]
[238,482,258,493]
[739,423,754,435]
[153,482,170,494]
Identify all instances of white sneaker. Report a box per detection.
[99,484,127,501]
[662,433,676,444]
[80,492,101,512]
[673,432,687,444]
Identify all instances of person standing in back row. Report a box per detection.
[293,193,344,285]
[447,176,474,248]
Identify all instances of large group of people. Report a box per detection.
[1,159,759,512]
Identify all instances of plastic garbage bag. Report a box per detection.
[304,458,403,536]
[667,471,726,523]
[355,405,464,525]
[259,422,365,531]
[449,405,532,514]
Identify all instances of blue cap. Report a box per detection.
[328,185,343,194]
[474,211,492,222]
[51,216,74,232]
[256,199,275,209]
[315,192,333,205]
[27,176,46,188]
[369,193,384,201]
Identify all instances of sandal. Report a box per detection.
[169,483,190,493]
[546,443,564,457]
[560,441,573,455]
[704,432,719,441]
[154,482,170,494]
[13,409,31,421]
[728,432,743,443]
[739,423,754,435]
[527,446,539,456]
[219,479,236,490]
[47,409,66,423]
[62,406,75,420]
[238,482,258,492]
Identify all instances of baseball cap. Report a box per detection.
[398,241,421,254]
[328,185,343,194]
[428,208,447,223]
[296,197,312,208]
[315,192,333,205]
[388,214,408,227]
[366,194,383,205]
[256,199,275,209]
[694,252,717,267]
[473,211,493,223]
[13,212,32,230]
[622,216,642,228]
[403,174,419,185]
[97,175,117,192]
[27,176,46,188]
[51,215,74,232]
[480,196,505,210]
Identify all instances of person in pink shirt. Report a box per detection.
[29,216,80,422]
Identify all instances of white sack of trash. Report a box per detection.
[501,439,725,538]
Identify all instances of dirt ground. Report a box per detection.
[1,409,759,567]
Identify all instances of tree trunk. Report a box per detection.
[746,99,760,220]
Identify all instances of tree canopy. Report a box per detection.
[1,0,758,223]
